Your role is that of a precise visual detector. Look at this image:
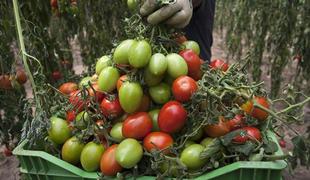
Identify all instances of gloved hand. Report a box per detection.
[140,0,193,28]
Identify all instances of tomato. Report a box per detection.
[149,83,171,104]
[128,40,152,68]
[110,122,125,142]
[79,76,93,89]
[113,39,136,64]
[80,142,105,172]
[143,132,173,153]
[96,55,111,75]
[185,140,195,148]
[69,90,87,112]
[16,69,27,84]
[279,139,286,148]
[59,82,78,95]
[52,71,62,81]
[127,0,138,11]
[116,75,127,91]
[189,69,203,81]
[122,112,153,140]
[61,136,84,165]
[50,0,58,8]
[175,35,187,44]
[137,94,150,112]
[75,111,90,129]
[144,67,164,86]
[200,137,213,147]
[48,116,71,144]
[119,82,143,113]
[204,116,230,138]
[226,114,245,130]
[98,67,120,92]
[100,97,123,119]
[0,75,12,90]
[148,109,160,131]
[180,144,207,170]
[179,49,201,75]
[172,76,198,102]
[148,53,167,76]
[232,127,262,143]
[66,110,76,122]
[87,83,105,102]
[159,161,179,177]
[241,96,269,121]
[158,101,187,133]
[166,53,188,79]
[189,128,203,141]
[182,41,200,55]
[116,138,143,168]
[3,146,12,157]
[210,59,229,72]
[100,144,123,176]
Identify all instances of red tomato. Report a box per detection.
[179,49,201,76]
[16,69,27,84]
[143,132,173,154]
[172,76,198,102]
[189,69,203,81]
[100,144,123,176]
[279,139,286,148]
[204,116,230,138]
[69,90,87,112]
[50,0,58,8]
[122,112,153,140]
[0,75,12,90]
[88,83,105,102]
[3,146,12,157]
[117,75,127,91]
[59,82,78,95]
[52,71,62,81]
[241,96,269,121]
[100,97,123,119]
[232,127,262,143]
[158,101,187,133]
[226,114,245,131]
[210,59,229,72]
[66,110,76,122]
[137,94,150,112]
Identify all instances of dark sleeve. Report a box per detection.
[184,0,216,62]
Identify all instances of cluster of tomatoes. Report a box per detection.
[47,35,271,177]
[0,68,27,90]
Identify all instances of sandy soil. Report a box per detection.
[1,30,309,180]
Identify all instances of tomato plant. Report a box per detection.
[80,142,105,172]
[241,96,269,121]
[119,82,143,113]
[172,76,198,102]
[143,132,173,153]
[100,97,123,119]
[122,112,153,140]
[100,144,123,176]
[116,138,143,168]
[61,136,85,165]
[232,127,262,143]
[59,82,78,95]
[204,116,230,138]
[149,82,171,104]
[210,59,229,72]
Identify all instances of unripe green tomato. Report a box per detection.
[80,142,105,172]
[98,66,120,92]
[149,83,171,104]
[61,136,85,165]
[180,144,207,170]
[184,140,195,148]
[127,0,138,11]
[119,82,143,113]
[48,117,71,145]
[166,53,188,79]
[159,161,179,177]
[79,76,92,89]
[144,67,164,86]
[116,138,143,168]
[128,40,152,68]
[75,111,90,129]
[110,122,125,142]
[96,55,111,75]
[113,39,137,64]
[148,53,167,76]
[182,41,200,55]
[189,128,204,142]
[200,137,214,147]
[148,109,160,131]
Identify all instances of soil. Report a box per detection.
[0,30,309,180]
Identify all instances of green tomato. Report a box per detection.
[148,53,167,76]
[200,137,214,148]
[166,53,188,79]
[98,66,120,92]
[189,128,204,142]
[159,161,179,177]
[144,67,164,86]
[184,140,195,148]
[182,41,200,55]
[79,76,92,89]
[75,111,90,129]
[180,144,207,170]
[116,138,143,168]
[127,0,138,11]
[48,117,71,145]
[148,109,160,131]
[110,122,125,142]
[128,40,152,68]
[96,55,111,75]
[113,39,137,64]
[61,136,85,165]
[149,83,171,104]
[119,82,143,113]
[80,142,105,172]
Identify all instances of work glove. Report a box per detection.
[140,0,193,28]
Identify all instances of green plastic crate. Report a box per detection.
[13,131,286,180]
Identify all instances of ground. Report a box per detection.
[0,30,309,180]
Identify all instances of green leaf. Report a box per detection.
[228,141,256,156]
[220,129,244,146]
[200,139,222,159]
